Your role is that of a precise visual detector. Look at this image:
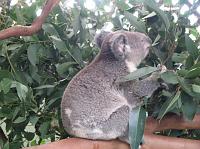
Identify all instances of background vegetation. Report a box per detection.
[0,0,200,148]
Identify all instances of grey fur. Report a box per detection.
[61,30,160,143]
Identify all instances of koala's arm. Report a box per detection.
[116,72,161,107]
[132,65,167,98]
[132,74,160,98]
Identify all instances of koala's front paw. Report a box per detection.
[149,64,167,80]
[157,64,167,73]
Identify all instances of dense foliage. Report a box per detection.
[0,0,200,148]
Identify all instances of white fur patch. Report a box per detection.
[125,45,131,53]
[92,128,103,134]
[125,60,137,72]
[65,108,72,117]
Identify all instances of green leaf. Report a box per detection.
[56,62,76,77]
[116,0,130,10]
[42,23,59,36]
[3,142,9,149]
[34,85,55,90]
[152,34,161,46]
[15,7,25,24]
[164,0,172,5]
[72,11,81,35]
[177,70,188,77]
[24,132,35,141]
[50,36,67,52]
[117,66,157,82]
[161,71,178,84]
[158,91,181,119]
[0,70,13,80]
[39,122,50,138]
[185,67,200,79]
[181,92,197,120]
[192,84,200,94]
[178,77,195,97]
[185,55,194,69]
[7,44,23,51]
[144,0,170,30]
[172,52,188,63]
[124,11,146,33]
[12,82,28,101]
[27,44,39,66]
[29,116,39,126]
[0,78,12,94]
[129,106,146,149]
[185,34,199,60]
[13,116,26,123]
[12,107,21,120]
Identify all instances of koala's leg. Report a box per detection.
[67,105,130,140]
[86,105,130,140]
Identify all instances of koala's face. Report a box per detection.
[95,30,152,70]
[120,32,151,62]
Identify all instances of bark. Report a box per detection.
[145,113,200,133]
[0,0,60,40]
[24,114,200,149]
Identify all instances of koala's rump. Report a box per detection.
[61,75,130,140]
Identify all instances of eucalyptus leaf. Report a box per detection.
[27,44,39,66]
[39,122,50,138]
[124,11,146,33]
[192,84,200,94]
[161,71,178,84]
[185,34,199,60]
[158,91,181,119]
[117,66,157,82]
[129,106,146,149]
[181,92,197,120]
[24,132,35,141]
[116,0,130,10]
[0,78,12,94]
[12,82,28,101]
[73,11,81,35]
[13,116,26,124]
[178,77,195,97]
[34,85,55,90]
[172,52,188,63]
[56,62,77,77]
[185,67,200,79]
[50,36,67,52]
[144,0,170,30]
[42,23,59,36]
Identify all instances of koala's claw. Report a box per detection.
[157,64,167,73]
[160,82,169,90]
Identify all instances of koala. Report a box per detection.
[61,30,161,143]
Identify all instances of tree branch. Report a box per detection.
[144,133,200,149]
[145,113,200,134]
[24,114,200,149]
[25,138,130,149]
[0,0,60,40]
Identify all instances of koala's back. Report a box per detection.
[61,60,130,140]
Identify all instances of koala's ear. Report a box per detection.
[94,31,111,48]
[110,34,128,60]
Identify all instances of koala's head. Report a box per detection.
[95,30,151,67]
